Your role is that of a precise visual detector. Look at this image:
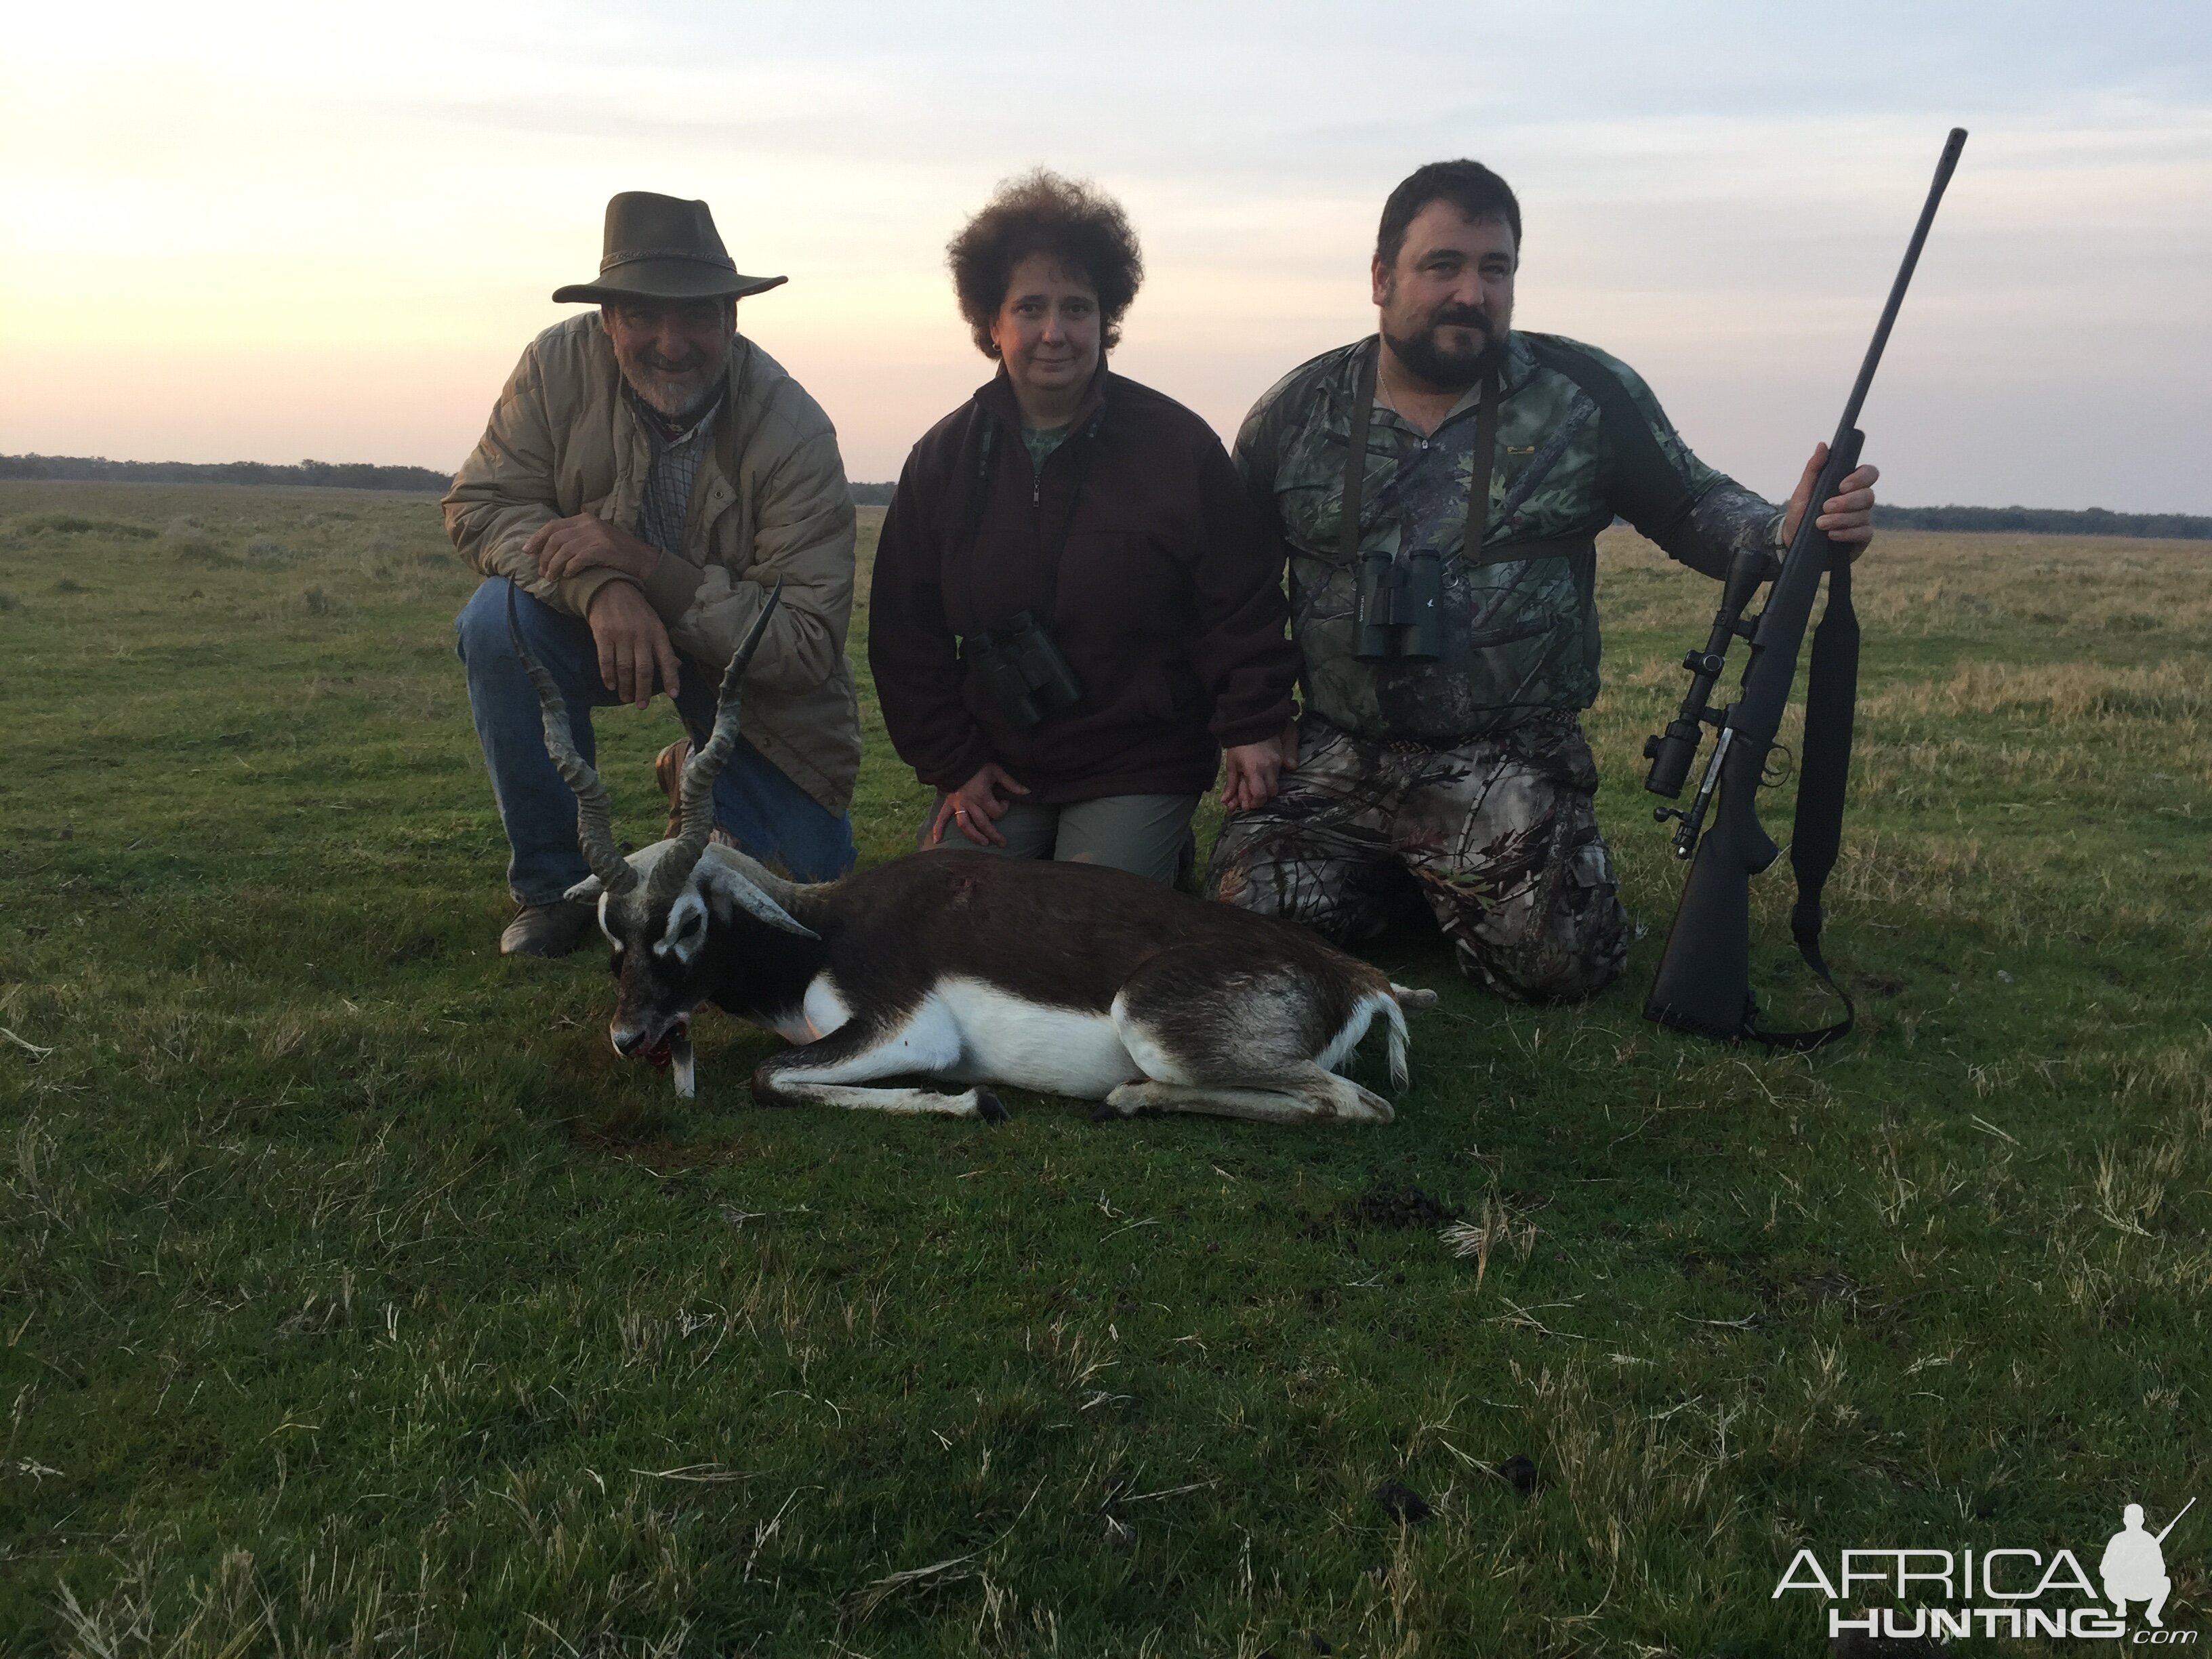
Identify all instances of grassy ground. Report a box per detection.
[1,481,2206,1656]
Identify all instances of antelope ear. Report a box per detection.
[702,861,818,939]
[565,876,605,902]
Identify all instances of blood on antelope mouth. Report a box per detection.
[636,1018,689,1069]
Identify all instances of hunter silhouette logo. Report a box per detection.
[1774,1495,2196,1642]
[2105,1500,2192,1629]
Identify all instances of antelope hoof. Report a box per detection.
[975,1089,1008,1124]
[1094,1084,1148,1122]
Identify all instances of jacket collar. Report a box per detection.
[626,380,726,449]
[974,356,1110,436]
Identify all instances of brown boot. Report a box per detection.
[653,738,690,841]
[499,899,596,958]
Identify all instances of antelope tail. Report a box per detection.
[1384,983,1433,1094]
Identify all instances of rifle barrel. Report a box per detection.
[1835,127,1968,445]
[2154,1495,2196,1546]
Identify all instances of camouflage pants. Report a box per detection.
[1206,712,1629,1003]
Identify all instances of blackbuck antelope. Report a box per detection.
[511,587,1434,1126]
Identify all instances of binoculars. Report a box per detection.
[972,610,1084,729]
[1353,548,1443,661]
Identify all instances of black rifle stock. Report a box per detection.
[1643,128,1966,1046]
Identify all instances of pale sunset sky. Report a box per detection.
[3,1,2207,512]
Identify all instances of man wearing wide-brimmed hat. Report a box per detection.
[448,192,863,957]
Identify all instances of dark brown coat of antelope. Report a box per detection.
[512,589,1434,1126]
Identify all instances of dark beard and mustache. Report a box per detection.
[1383,304,1506,392]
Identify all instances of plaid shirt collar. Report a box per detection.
[632,382,725,449]
[629,383,726,558]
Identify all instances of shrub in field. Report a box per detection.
[159,516,236,565]
[246,536,294,562]
[0,589,18,611]
[14,512,157,539]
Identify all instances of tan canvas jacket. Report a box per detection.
[445,312,861,815]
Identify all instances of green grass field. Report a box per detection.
[1,482,2206,1656]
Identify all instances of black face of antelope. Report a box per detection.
[585,842,824,1095]
[508,586,813,1097]
[603,880,708,1067]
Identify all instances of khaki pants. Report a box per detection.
[1205,713,1629,1003]
[919,792,1200,887]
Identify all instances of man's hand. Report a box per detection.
[528,514,661,583]
[1220,722,1300,813]
[1781,444,1881,562]
[928,762,1030,848]
[585,581,681,710]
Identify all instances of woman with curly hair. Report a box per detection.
[869,169,1299,882]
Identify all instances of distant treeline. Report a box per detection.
[6,453,907,508]
[9,455,2204,537]
[1873,504,2212,540]
[1,453,453,493]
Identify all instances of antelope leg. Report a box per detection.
[1097,1065,1393,1126]
[750,1000,1001,1120]
[758,1080,1006,1121]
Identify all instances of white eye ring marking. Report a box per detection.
[657,891,710,964]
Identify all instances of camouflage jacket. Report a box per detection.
[1237,331,1783,744]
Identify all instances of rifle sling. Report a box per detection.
[1746,549,1859,1052]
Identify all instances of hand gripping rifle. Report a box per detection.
[1642,128,1967,1049]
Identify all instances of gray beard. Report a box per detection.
[626,367,721,425]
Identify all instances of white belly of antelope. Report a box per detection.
[933,978,1142,1097]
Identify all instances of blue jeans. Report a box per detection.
[455,577,857,903]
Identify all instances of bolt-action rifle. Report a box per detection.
[1643,128,1967,1048]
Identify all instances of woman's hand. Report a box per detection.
[1221,722,1300,814]
[929,763,1031,848]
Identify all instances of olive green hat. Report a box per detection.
[552,192,788,305]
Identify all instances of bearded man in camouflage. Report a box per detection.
[1206,160,1879,1002]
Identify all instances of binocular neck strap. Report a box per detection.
[955,406,1099,641]
[952,417,999,641]
[1339,338,1499,566]
[1465,368,1499,562]
[1338,344,1380,564]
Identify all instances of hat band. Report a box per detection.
[600,247,738,274]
